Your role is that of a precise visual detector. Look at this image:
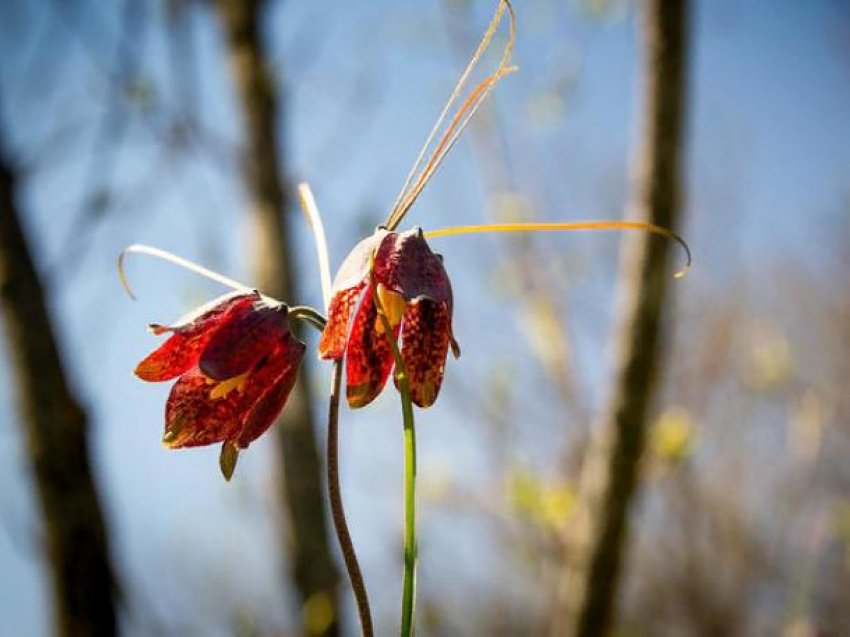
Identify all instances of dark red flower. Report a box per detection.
[136,291,304,451]
[319,228,460,409]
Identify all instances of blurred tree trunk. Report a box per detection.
[0,140,118,634]
[557,1,690,635]
[214,2,340,635]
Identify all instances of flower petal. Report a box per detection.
[135,333,208,382]
[156,291,259,335]
[374,228,452,304]
[163,369,244,448]
[163,332,305,449]
[199,301,289,381]
[318,283,366,360]
[345,286,397,409]
[328,229,388,295]
[135,292,258,382]
[396,299,452,408]
[236,336,305,448]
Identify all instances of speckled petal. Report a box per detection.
[396,299,452,408]
[164,333,305,449]
[318,283,366,360]
[345,286,398,409]
[162,291,259,333]
[135,292,258,382]
[199,301,289,381]
[374,228,452,304]
[236,337,305,448]
[135,333,205,383]
[163,369,243,448]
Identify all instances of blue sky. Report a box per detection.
[0,0,848,634]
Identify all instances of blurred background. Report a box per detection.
[1,0,849,635]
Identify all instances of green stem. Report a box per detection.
[399,384,417,637]
[372,287,418,637]
[287,304,327,332]
[326,361,374,637]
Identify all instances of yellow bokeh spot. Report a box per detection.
[302,591,335,636]
[539,484,576,530]
[507,468,576,532]
[651,405,696,463]
[743,321,793,390]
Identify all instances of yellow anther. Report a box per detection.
[209,370,251,400]
[375,284,407,333]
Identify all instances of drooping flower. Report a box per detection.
[319,227,460,409]
[135,291,304,457]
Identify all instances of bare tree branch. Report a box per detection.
[0,121,118,637]
[213,1,340,635]
[558,1,691,635]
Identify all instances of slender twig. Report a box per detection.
[326,361,374,637]
[372,278,418,637]
[424,221,692,279]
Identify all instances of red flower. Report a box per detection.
[135,291,304,451]
[319,227,460,409]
